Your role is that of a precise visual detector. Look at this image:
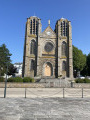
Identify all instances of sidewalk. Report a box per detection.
[0,88,90,98]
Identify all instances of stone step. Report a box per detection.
[39,78,71,87]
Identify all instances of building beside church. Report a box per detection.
[14,63,22,77]
[22,16,73,79]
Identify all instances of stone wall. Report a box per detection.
[1,82,90,88]
[0,83,45,88]
[72,83,90,88]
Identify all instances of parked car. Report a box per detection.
[76,75,85,79]
[86,76,90,79]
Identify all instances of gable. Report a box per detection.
[41,26,56,37]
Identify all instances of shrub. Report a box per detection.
[7,77,35,83]
[0,77,5,82]
[31,78,35,83]
[7,77,14,82]
[14,77,23,82]
[23,77,35,83]
[75,79,84,83]
[84,78,90,83]
[75,78,90,83]
[7,77,23,82]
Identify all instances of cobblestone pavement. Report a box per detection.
[0,98,90,120]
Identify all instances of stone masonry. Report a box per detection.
[22,16,73,79]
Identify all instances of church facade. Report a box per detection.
[22,16,73,79]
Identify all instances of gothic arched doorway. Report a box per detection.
[44,62,53,76]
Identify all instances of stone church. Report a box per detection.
[22,16,73,79]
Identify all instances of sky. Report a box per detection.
[0,0,90,63]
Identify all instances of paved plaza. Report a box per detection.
[0,88,90,120]
[0,97,90,120]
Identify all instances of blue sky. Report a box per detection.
[0,0,90,63]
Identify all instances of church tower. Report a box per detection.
[22,16,42,77]
[55,18,73,78]
[22,16,73,79]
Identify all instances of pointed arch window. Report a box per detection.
[36,21,38,35]
[30,20,32,34]
[30,60,34,70]
[62,41,67,56]
[62,61,66,71]
[30,18,38,35]
[30,40,36,55]
[33,19,35,34]
[60,21,67,36]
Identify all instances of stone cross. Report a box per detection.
[48,20,50,26]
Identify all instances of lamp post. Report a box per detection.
[4,62,8,98]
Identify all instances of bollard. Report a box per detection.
[71,82,73,88]
[82,88,83,98]
[25,88,26,98]
[63,88,65,98]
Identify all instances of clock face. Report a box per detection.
[47,31,51,35]
[44,42,54,52]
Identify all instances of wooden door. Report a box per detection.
[44,64,51,76]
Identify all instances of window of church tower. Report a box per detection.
[62,41,67,56]
[30,18,38,35]
[36,21,38,35]
[62,61,66,71]
[30,20,32,34]
[60,21,67,36]
[30,40,36,55]
[33,19,35,34]
[30,60,34,70]
[61,22,63,36]
[65,22,68,36]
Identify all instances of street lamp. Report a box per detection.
[4,61,9,98]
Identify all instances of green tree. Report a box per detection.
[73,45,86,73]
[8,64,17,76]
[87,53,90,75]
[80,64,88,76]
[0,44,12,76]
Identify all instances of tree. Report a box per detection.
[8,64,17,76]
[80,64,88,76]
[87,53,90,75]
[0,44,12,76]
[73,45,86,75]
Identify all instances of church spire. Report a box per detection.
[48,20,50,26]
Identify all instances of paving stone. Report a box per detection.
[0,98,90,120]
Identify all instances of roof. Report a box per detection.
[28,16,41,20]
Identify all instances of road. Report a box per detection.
[0,88,90,98]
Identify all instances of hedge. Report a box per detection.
[0,77,5,82]
[7,77,23,82]
[75,78,90,83]
[23,77,35,83]
[6,77,35,83]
